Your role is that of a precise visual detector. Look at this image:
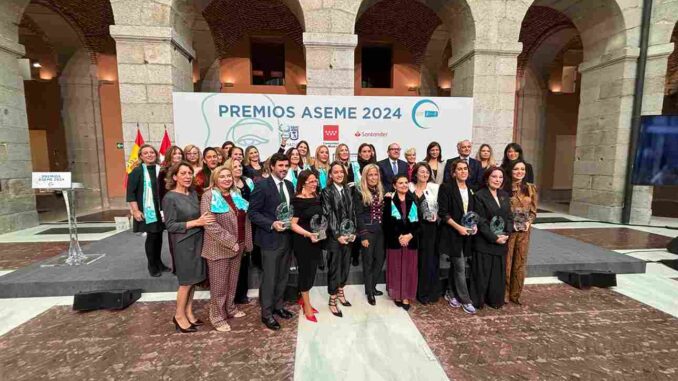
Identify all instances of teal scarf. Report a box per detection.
[142,164,158,223]
[391,198,418,222]
[318,168,328,189]
[351,161,361,185]
[211,189,249,213]
[244,177,254,192]
[286,168,298,189]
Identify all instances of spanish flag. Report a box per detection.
[124,128,145,186]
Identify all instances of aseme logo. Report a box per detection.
[323,125,339,141]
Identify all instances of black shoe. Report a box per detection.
[329,296,343,318]
[417,297,429,305]
[234,297,250,305]
[394,300,403,307]
[401,302,411,311]
[337,289,352,307]
[262,317,281,331]
[367,294,376,306]
[149,269,161,277]
[373,289,383,296]
[273,308,294,319]
[189,318,204,327]
[173,317,197,333]
[351,257,359,266]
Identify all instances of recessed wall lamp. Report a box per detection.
[408,86,419,92]
[32,62,42,68]
[98,79,115,85]
[222,82,234,88]
[298,84,307,91]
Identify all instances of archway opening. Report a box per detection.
[19,0,124,222]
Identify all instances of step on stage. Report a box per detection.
[0,230,646,298]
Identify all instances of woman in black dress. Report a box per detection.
[471,166,513,309]
[243,145,264,181]
[225,158,255,304]
[126,144,168,277]
[501,143,534,184]
[291,170,323,323]
[163,162,215,333]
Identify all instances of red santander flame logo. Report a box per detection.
[354,131,361,137]
[323,125,339,141]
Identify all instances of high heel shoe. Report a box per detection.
[188,318,204,327]
[329,296,343,318]
[304,314,318,323]
[173,317,197,333]
[337,289,352,307]
[298,297,319,313]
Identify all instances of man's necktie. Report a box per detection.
[278,181,287,205]
[392,161,398,175]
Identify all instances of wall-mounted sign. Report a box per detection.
[32,172,72,189]
[116,142,124,149]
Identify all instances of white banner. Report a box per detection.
[173,93,473,161]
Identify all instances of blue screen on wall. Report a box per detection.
[631,115,678,186]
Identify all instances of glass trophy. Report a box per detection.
[339,219,356,242]
[310,214,328,241]
[461,211,479,234]
[513,208,530,232]
[490,216,506,235]
[275,203,293,230]
[421,199,438,222]
[279,125,291,140]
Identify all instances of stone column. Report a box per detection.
[303,33,357,96]
[449,44,523,160]
[570,48,640,222]
[0,37,39,233]
[110,25,194,155]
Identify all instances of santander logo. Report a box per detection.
[354,131,361,137]
[323,125,339,141]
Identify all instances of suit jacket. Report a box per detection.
[321,184,356,241]
[443,156,483,190]
[437,181,475,258]
[353,189,382,239]
[382,193,420,250]
[126,164,163,233]
[199,190,253,260]
[473,187,514,256]
[248,176,295,250]
[377,158,408,192]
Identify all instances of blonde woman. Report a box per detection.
[243,146,263,181]
[476,143,496,169]
[404,148,417,182]
[200,166,253,332]
[312,145,330,189]
[353,164,385,305]
[184,144,202,174]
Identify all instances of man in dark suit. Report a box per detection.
[443,140,484,189]
[377,142,408,192]
[248,153,296,330]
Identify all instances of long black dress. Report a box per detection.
[234,178,253,303]
[412,187,440,304]
[292,196,322,291]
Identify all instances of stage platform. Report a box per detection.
[0,229,646,298]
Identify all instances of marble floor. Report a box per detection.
[0,207,676,380]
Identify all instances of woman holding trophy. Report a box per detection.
[437,159,477,314]
[502,160,537,304]
[470,167,513,310]
[409,162,440,305]
[290,170,324,322]
[354,164,385,305]
[321,161,356,317]
[383,174,421,311]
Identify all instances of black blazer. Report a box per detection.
[126,164,163,233]
[321,184,356,241]
[377,158,408,192]
[473,187,514,256]
[248,176,295,250]
[437,181,475,258]
[382,193,420,250]
[353,190,382,239]
[443,157,483,189]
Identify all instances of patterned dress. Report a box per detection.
[505,182,537,303]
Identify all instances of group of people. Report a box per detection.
[126,138,537,333]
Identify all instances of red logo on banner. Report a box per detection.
[354,131,361,137]
[323,125,339,141]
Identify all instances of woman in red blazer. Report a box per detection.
[200,166,253,332]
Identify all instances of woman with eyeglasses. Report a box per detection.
[183,144,202,174]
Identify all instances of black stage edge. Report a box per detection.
[0,229,646,298]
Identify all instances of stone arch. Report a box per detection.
[420,24,452,96]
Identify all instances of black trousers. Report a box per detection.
[144,232,164,272]
[470,251,505,309]
[361,229,384,295]
[417,222,440,302]
[327,239,351,295]
[234,253,249,301]
[259,235,292,319]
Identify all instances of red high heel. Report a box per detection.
[298,297,319,314]
[304,314,318,323]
